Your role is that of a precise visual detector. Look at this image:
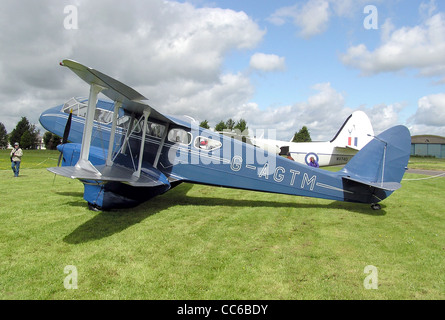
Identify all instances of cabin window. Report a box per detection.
[94,108,113,124]
[147,122,165,138]
[117,115,130,129]
[116,115,141,133]
[194,136,222,151]
[116,118,163,136]
[168,128,192,145]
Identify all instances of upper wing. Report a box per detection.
[61,59,174,124]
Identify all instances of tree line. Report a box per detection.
[0,117,62,150]
[0,117,41,149]
[199,118,311,142]
[200,118,249,135]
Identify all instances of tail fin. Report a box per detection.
[330,110,374,150]
[340,125,411,202]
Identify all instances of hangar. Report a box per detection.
[411,135,445,158]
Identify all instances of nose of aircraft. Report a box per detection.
[39,104,66,137]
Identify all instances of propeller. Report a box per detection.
[57,109,72,166]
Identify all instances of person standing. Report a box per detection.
[10,142,23,177]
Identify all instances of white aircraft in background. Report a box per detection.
[251,111,374,167]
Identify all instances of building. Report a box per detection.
[36,135,46,150]
[411,135,445,158]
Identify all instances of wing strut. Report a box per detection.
[133,109,151,178]
[154,122,169,168]
[75,83,105,175]
[106,101,122,166]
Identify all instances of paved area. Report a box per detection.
[406,168,445,176]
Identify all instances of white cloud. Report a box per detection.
[341,12,445,81]
[3,0,354,142]
[0,0,266,132]
[402,93,445,136]
[365,103,404,134]
[249,53,285,72]
[240,83,354,141]
[295,0,330,38]
[419,0,438,19]
[154,72,256,123]
[157,80,356,142]
[268,0,330,38]
[0,0,421,143]
[267,0,378,38]
[409,93,445,131]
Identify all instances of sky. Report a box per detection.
[1,0,445,141]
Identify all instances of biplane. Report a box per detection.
[39,59,411,211]
[251,110,375,167]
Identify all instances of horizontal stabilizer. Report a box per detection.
[342,176,401,191]
[48,164,169,187]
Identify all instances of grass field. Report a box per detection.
[0,150,444,300]
[408,156,445,171]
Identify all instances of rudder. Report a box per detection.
[330,110,374,150]
[339,125,411,203]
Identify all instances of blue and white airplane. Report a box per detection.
[39,59,411,211]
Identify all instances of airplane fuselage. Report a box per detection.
[41,98,394,209]
[39,60,409,211]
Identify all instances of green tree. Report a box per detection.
[225,119,235,131]
[9,117,40,149]
[199,120,210,129]
[215,120,227,132]
[0,122,7,149]
[20,131,33,148]
[292,126,312,142]
[234,119,248,135]
[43,131,61,150]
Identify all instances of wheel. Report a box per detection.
[88,203,102,211]
[371,204,381,210]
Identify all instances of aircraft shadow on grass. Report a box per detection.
[62,183,385,244]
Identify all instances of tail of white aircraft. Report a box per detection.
[330,110,374,150]
[250,110,375,167]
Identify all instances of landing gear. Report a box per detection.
[371,203,381,210]
[88,202,102,212]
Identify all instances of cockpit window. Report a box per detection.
[62,97,114,125]
[168,128,192,145]
[62,97,88,118]
[61,98,166,138]
[194,136,222,151]
[62,98,130,128]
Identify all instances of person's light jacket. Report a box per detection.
[10,148,23,162]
